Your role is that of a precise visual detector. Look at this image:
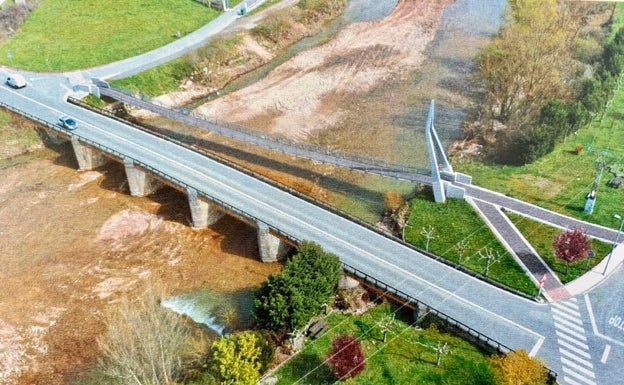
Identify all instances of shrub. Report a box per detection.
[553,227,591,273]
[327,334,366,380]
[489,350,548,385]
[253,241,342,333]
[211,332,268,385]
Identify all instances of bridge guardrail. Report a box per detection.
[66,96,538,301]
[340,262,558,383]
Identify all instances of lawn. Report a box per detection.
[403,188,538,296]
[506,212,614,284]
[0,0,219,71]
[273,303,495,385]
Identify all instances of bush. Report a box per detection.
[211,331,272,385]
[253,241,342,333]
[327,334,366,380]
[490,350,548,385]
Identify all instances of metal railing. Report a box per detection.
[100,85,431,177]
[341,261,558,383]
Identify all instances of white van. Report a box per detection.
[6,74,26,89]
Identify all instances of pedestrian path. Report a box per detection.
[551,298,597,385]
[468,197,571,302]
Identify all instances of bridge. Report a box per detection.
[3,3,624,384]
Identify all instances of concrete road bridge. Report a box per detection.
[3,2,624,384]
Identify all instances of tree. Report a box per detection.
[553,227,590,273]
[489,349,548,385]
[211,331,272,385]
[478,0,571,126]
[420,225,435,252]
[97,284,201,385]
[383,190,405,213]
[253,241,342,333]
[376,313,395,343]
[327,334,366,380]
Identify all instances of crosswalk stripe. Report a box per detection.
[560,347,594,368]
[562,367,597,385]
[555,323,588,341]
[569,297,578,303]
[556,331,590,349]
[552,307,583,324]
[558,339,592,359]
[561,357,596,378]
[553,302,582,317]
[564,375,591,385]
[553,315,586,333]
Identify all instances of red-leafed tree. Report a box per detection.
[553,227,590,273]
[327,334,366,380]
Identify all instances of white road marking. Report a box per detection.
[600,344,611,364]
[554,300,581,313]
[555,323,588,341]
[529,336,544,357]
[557,330,590,349]
[561,357,596,378]
[558,339,592,359]
[563,375,591,385]
[559,348,593,368]
[551,304,583,323]
[585,294,624,348]
[553,314,586,333]
[561,367,597,385]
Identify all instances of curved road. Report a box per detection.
[2,2,624,384]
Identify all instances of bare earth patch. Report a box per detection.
[196,0,453,140]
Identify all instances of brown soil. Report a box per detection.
[0,145,280,385]
[195,0,453,143]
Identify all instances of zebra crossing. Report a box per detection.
[551,298,597,385]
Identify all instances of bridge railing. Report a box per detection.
[102,84,430,176]
[340,261,558,383]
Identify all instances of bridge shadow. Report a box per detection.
[138,120,394,214]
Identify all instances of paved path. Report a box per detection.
[469,197,571,302]
[461,183,620,243]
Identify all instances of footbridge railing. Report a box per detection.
[98,84,431,178]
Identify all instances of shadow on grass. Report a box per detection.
[278,351,334,384]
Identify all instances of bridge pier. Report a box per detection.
[123,158,163,197]
[186,188,224,228]
[257,221,290,263]
[71,137,109,170]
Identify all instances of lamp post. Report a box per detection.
[604,214,624,275]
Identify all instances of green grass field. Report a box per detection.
[273,303,494,385]
[403,189,538,296]
[0,0,219,71]
[507,213,614,283]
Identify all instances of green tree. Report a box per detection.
[253,241,342,333]
[211,331,272,385]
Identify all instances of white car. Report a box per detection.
[6,74,26,89]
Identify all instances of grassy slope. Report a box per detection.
[454,5,624,231]
[0,0,218,71]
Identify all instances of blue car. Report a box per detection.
[59,116,77,130]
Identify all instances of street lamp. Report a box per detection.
[604,214,624,275]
